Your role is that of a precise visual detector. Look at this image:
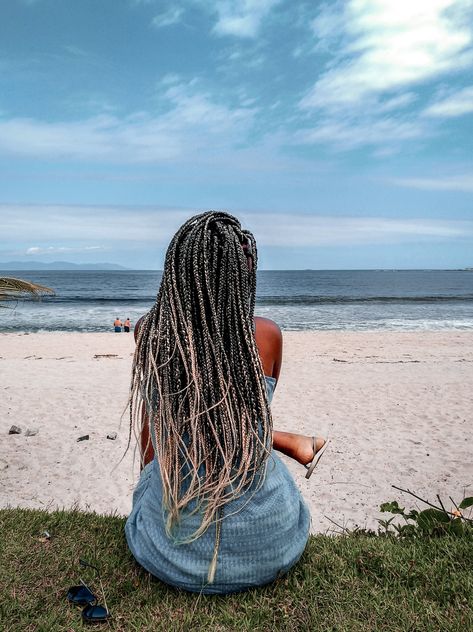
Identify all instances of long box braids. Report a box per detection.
[128,211,273,554]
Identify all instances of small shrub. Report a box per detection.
[378,494,473,538]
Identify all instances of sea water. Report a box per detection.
[1,269,472,332]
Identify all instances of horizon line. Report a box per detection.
[1,266,472,272]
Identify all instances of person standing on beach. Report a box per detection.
[124,318,131,333]
[113,317,122,332]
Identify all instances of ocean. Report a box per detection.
[1,269,473,332]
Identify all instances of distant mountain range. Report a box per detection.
[0,261,128,271]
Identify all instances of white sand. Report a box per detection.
[1,331,472,533]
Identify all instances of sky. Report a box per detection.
[1,0,472,270]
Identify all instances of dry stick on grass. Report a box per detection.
[323,515,351,534]
[436,494,448,515]
[392,485,473,523]
[449,496,464,515]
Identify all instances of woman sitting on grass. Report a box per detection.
[125,211,328,594]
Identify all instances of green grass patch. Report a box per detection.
[1,507,472,631]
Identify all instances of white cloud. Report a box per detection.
[63,45,90,58]
[242,213,473,246]
[2,205,472,249]
[151,7,184,29]
[1,205,194,244]
[296,1,473,151]
[302,0,473,110]
[0,81,255,163]
[212,0,282,38]
[423,85,473,117]
[296,116,423,150]
[377,93,417,112]
[25,246,106,255]
[160,73,181,86]
[391,174,473,192]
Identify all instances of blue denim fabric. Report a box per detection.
[125,377,310,594]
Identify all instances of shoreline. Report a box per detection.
[1,331,472,533]
[0,326,473,337]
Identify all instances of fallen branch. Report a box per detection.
[392,485,473,523]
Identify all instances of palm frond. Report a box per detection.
[0,277,55,306]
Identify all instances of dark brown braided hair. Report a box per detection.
[129,211,273,550]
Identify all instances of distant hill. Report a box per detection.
[0,261,129,271]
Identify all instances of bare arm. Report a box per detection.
[134,317,156,469]
[254,316,282,380]
[140,404,155,469]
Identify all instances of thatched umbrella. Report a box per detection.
[0,277,55,306]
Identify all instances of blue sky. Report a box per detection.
[1,0,472,269]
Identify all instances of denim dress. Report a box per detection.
[125,377,310,594]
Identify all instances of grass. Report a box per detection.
[0,508,472,632]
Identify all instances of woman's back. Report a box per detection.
[125,374,310,594]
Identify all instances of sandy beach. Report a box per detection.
[1,330,472,533]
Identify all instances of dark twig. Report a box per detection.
[392,485,473,523]
[324,515,350,534]
[449,496,462,514]
[392,485,444,511]
[436,494,448,518]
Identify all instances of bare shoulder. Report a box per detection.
[254,317,282,379]
[255,316,282,344]
[134,315,146,341]
[254,316,282,340]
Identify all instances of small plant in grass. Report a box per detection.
[378,486,473,537]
